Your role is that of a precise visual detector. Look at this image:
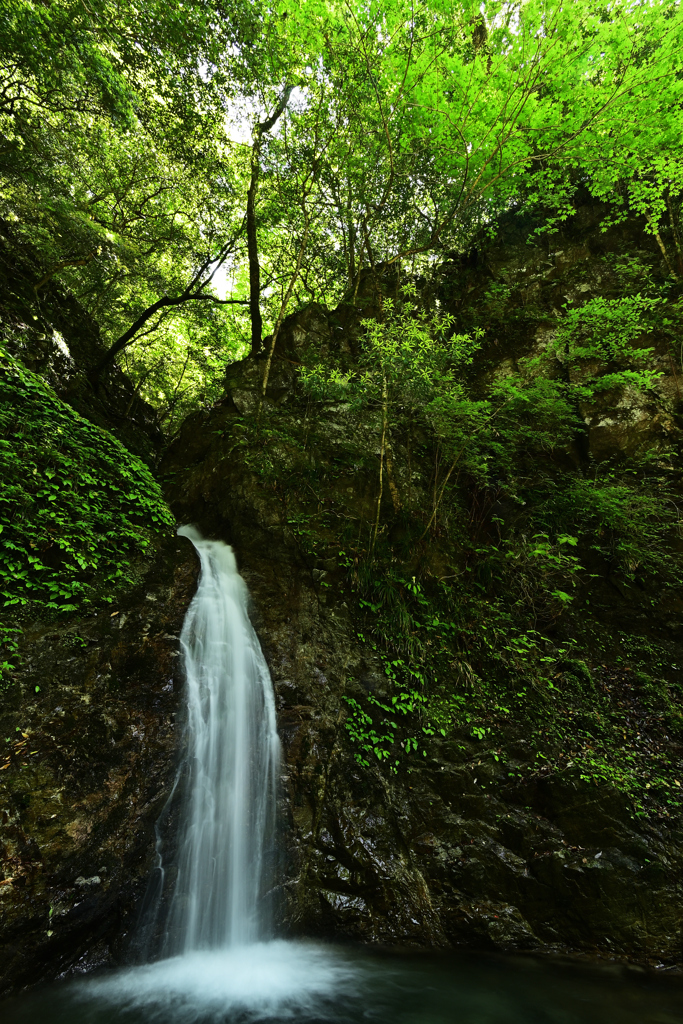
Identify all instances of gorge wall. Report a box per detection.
[1,199,682,993]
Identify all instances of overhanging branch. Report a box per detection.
[89,291,249,382]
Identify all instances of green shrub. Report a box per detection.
[0,342,174,672]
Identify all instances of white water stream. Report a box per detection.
[165,525,280,952]
[71,526,356,1019]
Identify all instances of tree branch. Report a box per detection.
[89,292,249,382]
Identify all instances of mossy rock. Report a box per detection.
[0,342,174,672]
[558,658,595,692]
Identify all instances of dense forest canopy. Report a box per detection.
[5,5,683,964]
[2,0,683,427]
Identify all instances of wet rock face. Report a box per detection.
[157,312,683,966]
[292,750,682,959]
[0,539,197,994]
[278,632,682,960]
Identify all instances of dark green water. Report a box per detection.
[2,942,682,1024]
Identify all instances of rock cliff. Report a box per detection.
[1,198,682,992]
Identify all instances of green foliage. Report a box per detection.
[296,268,682,800]
[533,466,683,585]
[483,374,579,468]
[341,545,683,812]
[4,0,683,429]
[479,534,581,624]
[319,314,682,812]
[0,0,261,422]
[368,575,683,814]
[342,570,470,768]
[0,341,174,671]
[344,682,433,772]
[604,253,660,296]
[550,295,663,398]
[301,297,482,420]
[120,314,249,437]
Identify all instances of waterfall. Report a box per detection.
[78,526,355,1021]
[164,525,280,953]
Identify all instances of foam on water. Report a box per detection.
[83,941,357,1022]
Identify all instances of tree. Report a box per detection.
[1,0,268,380]
[246,85,295,357]
[3,0,683,423]
[301,296,486,543]
[281,0,683,283]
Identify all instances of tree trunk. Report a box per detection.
[247,138,264,357]
[385,439,401,513]
[665,193,683,277]
[247,85,294,359]
[646,211,675,277]
[347,217,356,287]
[371,371,388,554]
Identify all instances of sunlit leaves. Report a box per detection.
[3,0,683,427]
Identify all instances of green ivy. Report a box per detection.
[0,342,175,673]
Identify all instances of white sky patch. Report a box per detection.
[210,262,232,301]
[225,98,255,146]
[224,84,309,146]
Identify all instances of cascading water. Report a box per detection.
[164,525,280,953]
[68,526,356,1021]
